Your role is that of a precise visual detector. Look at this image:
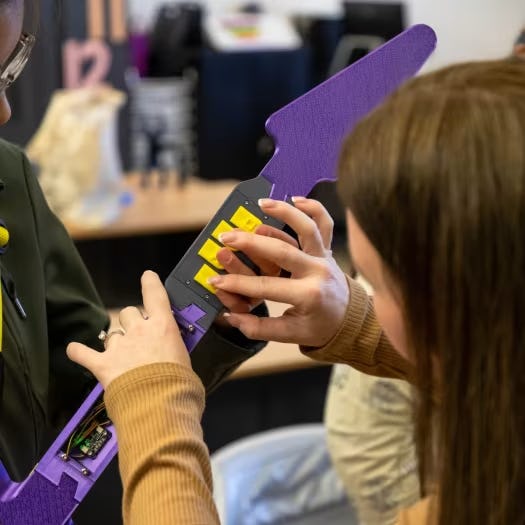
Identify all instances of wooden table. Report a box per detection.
[65,174,238,241]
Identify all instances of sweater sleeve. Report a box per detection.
[104,363,220,525]
[301,277,414,382]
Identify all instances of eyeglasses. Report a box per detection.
[0,32,35,94]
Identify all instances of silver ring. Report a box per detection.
[98,328,125,347]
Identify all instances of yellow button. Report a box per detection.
[198,239,224,270]
[194,264,219,294]
[230,206,262,233]
[212,220,234,241]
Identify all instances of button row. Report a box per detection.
[194,206,262,294]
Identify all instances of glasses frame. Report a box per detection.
[0,32,36,94]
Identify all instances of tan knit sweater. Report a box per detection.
[104,278,431,524]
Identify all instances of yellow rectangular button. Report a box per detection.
[230,206,262,233]
[194,264,219,294]
[212,220,234,241]
[198,238,224,270]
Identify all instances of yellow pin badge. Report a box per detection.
[0,221,11,352]
[0,225,9,251]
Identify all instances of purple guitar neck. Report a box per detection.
[262,24,436,200]
[0,25,436,524]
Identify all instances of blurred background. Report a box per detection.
[3,1,523,523]
[5,0,523,299]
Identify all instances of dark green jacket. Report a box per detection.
[0,140,265,481]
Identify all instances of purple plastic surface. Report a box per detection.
[172,304,207,352]
[0,25,436,524]
[0,384,117,524]
[262,24,436,200]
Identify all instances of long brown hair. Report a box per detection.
[337,60,525,524]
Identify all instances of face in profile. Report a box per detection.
[346,210,409,359]
[0,0,25,125]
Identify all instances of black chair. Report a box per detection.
[329,2,406,76]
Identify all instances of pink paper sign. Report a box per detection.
[63,39,113,89]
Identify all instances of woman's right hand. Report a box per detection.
[209,198,350,348]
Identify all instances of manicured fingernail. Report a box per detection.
[291,196,306,203]
[208,276,222,286]
[223,313,239,327]
[219,232,236,244]
[258,198,275,208]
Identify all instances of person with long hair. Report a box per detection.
[69,58,525,524]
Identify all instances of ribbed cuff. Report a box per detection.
[105,362,205,421]
[301,276,411,380]
[301,276,370,361]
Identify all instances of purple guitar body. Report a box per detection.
[0,25,436,524]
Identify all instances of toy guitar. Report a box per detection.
[0,25,436,524]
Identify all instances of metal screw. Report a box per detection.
[245,201,250,206]
[204,295,210,301]
[81,468,90,477]
[185,280,191,286]
[264,216,269,220]
[60,453,68,462]
[188,325,195,334]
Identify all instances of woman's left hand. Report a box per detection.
[67,271,190,389]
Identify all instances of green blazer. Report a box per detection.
[0,140,265,481]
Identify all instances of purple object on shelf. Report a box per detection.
[129,33,150,77]
[0,24,436,524]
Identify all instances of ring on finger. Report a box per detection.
[98,328,125,347]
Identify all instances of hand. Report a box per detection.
[67,271,190,389]
[208,198,350,347]
[213,223,299,318]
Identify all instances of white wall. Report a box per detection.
[127,0,342,29]
[403,0,524,71]
[128,0,525,68]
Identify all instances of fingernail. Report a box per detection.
[219,232,236,244]
[224,313,239,327]
[291,196,306,203]
[208,276,223,286]
[219,249,233,264]
[258,198,275,208]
